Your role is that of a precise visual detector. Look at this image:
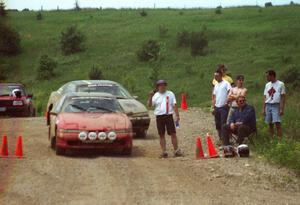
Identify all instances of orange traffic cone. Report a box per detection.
[206,133,219,158]
[15,136,23,158]
[1,135,9,157]
[195,136,205,159]
[180,93,188,110]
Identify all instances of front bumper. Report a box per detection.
[129,116,150,132]
[0,106,28,117]
[56,133,132,150]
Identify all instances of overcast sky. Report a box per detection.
[5,0,299,10]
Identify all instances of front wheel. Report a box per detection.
[122,147,132,155]
[56,146,65,156]
[136,130,147,138]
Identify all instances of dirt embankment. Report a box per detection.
[0,108,299,205]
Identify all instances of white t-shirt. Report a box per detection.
[213,80,231,108]
[152,91,177,116]
[264,80,286,104]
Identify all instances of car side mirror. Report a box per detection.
[133,95,139,100]
[28,93,33,98]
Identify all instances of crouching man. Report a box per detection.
[222,96,256,147]
[148,80,182,158]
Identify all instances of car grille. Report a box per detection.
[0,100,12,106]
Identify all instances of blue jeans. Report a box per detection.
[214,106,229,139]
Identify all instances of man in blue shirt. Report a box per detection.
[222,96,256,146]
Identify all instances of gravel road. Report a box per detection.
[0,108,299,205]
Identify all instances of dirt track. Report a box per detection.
[0,108,299,205]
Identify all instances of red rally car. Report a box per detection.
[48,92,133,155]
[0,83,35,117]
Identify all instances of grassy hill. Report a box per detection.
[1,5,300,171]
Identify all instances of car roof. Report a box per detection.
[63,92,116,99]
[67,80,120,87]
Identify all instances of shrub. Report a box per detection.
[215,6,222,14]
[37,55,57,80]
[136,40,160,62]
[190,30,208,56]
[177,30,190,47]
[265,2,273,7]
[22,8,30,12]
[179,11,184,15]
[140,9,147,17]
[0,1,7,17]
[36,11,43,20]
[0,23,21,55]
[89,65,104,80]
[60,25,86,55]
[158,24,168,37]
[281,66,300,89]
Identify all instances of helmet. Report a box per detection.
[223,145,235,158]
[11,89,22,98]
[237,144,250,157]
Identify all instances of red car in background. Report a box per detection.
[48,92,133,155]
[0,83,35,117]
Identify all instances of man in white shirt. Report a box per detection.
[148,80,182,158]
[212,70,231,143]
[263,70,286,139]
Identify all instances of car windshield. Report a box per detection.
[0,85,25,97]
[62,97,122,113]
[77,84,132,99]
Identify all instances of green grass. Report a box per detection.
[1,6,300,171]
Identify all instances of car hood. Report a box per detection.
[118,99,148,115]
[57,112,130,130]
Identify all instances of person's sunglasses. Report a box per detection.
[238,100,245,103]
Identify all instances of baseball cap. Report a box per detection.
[156,80,167,86]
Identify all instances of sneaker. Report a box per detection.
[174,149,183,157]
[159,152,168,158]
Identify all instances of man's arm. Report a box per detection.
[280,94,285,115]
[147,91,154,108]
[262,95,266,116]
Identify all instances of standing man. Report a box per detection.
[148,80,182,158]
[212,64,233,86]
[227,75,247,122]
[212,70,232,144]
[263,70,286,139]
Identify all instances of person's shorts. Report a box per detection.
[265,103,281,123]
[156,114,176,135]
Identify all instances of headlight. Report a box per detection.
[98,132,107,141]
[107,131,117,141]
[88,132,97,141]
[13,101,23,106]
[78,132,88,141]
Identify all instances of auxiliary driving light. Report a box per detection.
[88,132,97,141]
[78,132,88,141]
[98,132,107,141]
[107,131,117,141]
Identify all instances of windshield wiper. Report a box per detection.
[70,104,87,111]
[89,106,116,113]
[116,96,128,99]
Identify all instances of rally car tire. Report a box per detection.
[56,146,65,156]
